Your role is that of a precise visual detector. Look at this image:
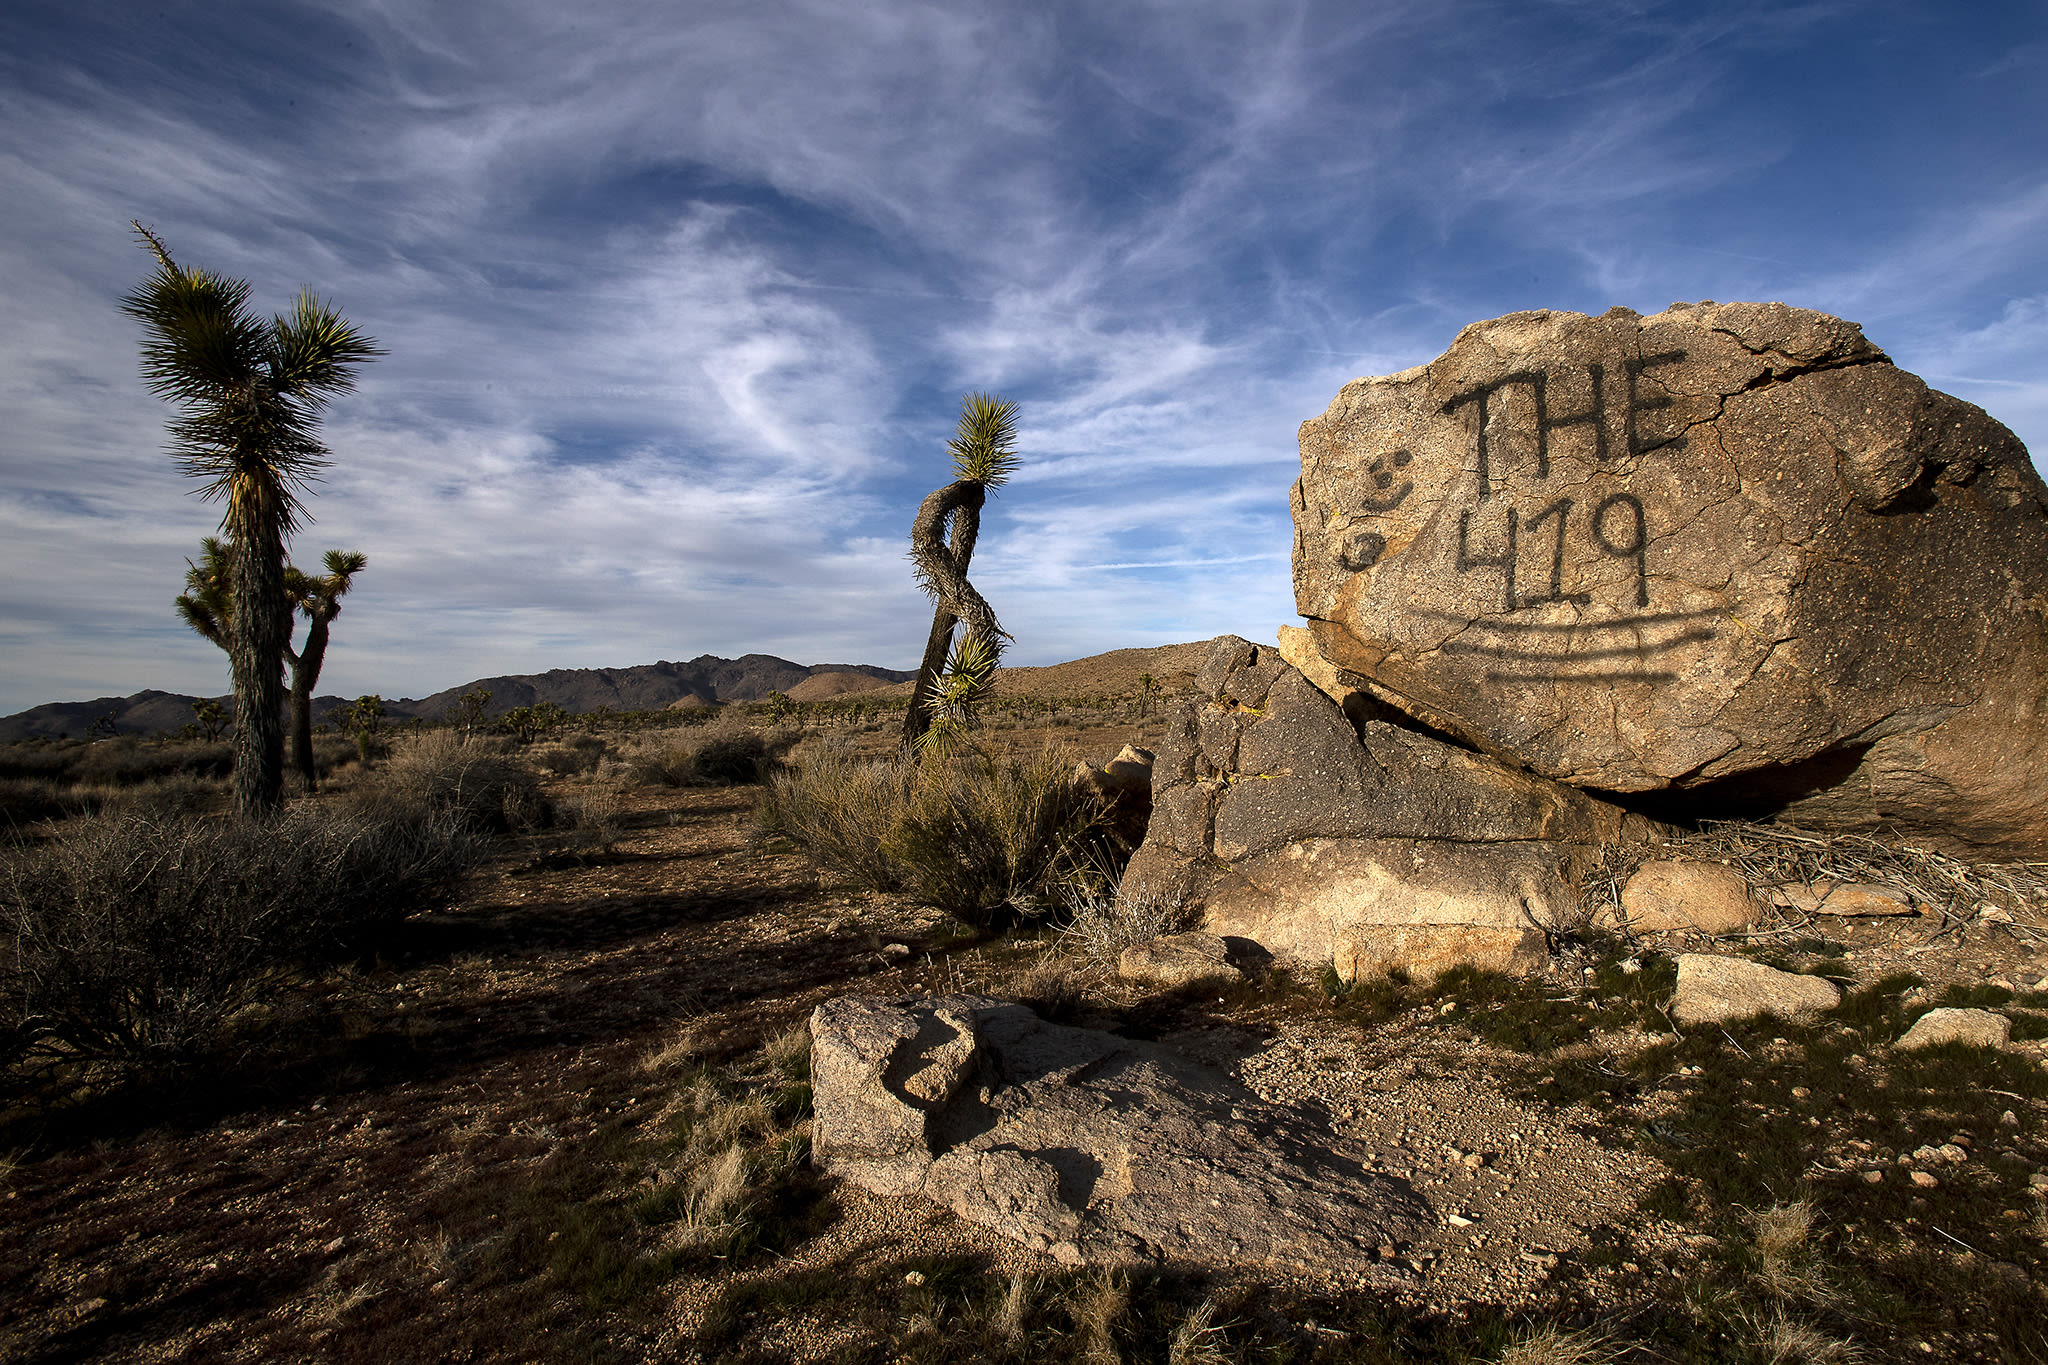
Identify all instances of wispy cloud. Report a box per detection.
[0,0,2042,714]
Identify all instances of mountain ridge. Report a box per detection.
[0,654,917,742]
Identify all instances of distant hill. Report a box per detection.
[865,642,1211,703]
[0,654,917,742]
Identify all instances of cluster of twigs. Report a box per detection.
[1574,819,2048,946]
[1680,821,2048,944]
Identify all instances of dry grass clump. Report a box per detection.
[1059,886,1196,972]
[1494,1322,1618,1365]
[759,748,1125,927]
[1747,1197,1837,1306]
[1734,1307,1863,1364]
[635,1024,816,1264]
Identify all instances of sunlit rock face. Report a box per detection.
[1290,301,2048,850]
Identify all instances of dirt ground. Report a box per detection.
[4,719,2048,1363]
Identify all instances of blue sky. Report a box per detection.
[2,1,2044,715]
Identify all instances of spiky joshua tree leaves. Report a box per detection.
[901,393,1019,756]
[125,222,381,816]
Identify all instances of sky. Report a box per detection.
[2,1,2044,716]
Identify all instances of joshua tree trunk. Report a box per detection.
[287,613,331,791]
[227,495,289,817]
[901,485,987,750]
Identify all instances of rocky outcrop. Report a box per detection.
[809,994,1427,1277]
[1290,302,2048,850]
[1119,636,1664,981]
[1669,953,1842,1025]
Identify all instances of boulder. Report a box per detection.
[1619,860,1757,934]
[1896,1007,2012,1050]
[809,994,1426,1278]
[1120,635,1665,981]
[1290,302,2048,851]
[1670,953,1842,1025]
[1074,744,1156,847]
[1118,932,1241,989]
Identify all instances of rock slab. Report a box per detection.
[809,994,1427,1278]
[1896,1007,2012,1050]
[1118,932,1241,989]
[1291,301,2048,850]
[1670,953,1842,1025]
[1120,635,1664,979]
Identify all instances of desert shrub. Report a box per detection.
[341,730,549,833]
[631,713,799,787]
[759,749,1125,927]
[69,737,233,788]
[0,776,100,828]
[756,756,918,893]
[530,732,609,777]
[889,752,1118,925]
[0,805,478,1079]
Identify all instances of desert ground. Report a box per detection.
[3,671,2047,1364]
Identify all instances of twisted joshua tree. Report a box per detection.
[126,221,381,815]
[901,393,1019,754]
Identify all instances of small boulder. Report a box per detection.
[809,994,1427,1278]
[1336,924,1546,985]
[1670,953,1841,1025]
[1816,882,1917,916]
[1119,932,1242,989]
[1620,861,1757,934]
[1896,1007,2012,1050]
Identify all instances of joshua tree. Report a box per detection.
[450,687,493,737]
[282,549,368,790]
[176,537,367,790]
[125,222,381,816]
[901,393,1019,754]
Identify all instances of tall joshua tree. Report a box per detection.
[901,392,1019,754]
[126,222,381,816]
[177,538,368,790]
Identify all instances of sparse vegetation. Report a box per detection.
[0,802,476,1085]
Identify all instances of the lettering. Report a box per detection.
[1593,492,1650,608]
[1456,506,1517,613]
[1624,350,1687,456]
[1520,496,1591,608]
[1451,493,1652,611]
[1439,350,1687,495]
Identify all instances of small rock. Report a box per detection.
[1670,954,1842,1026]
[880,943,912,961]
[2002,1110,2020,1127]
[1815,882,1918,917]
[1862,1169,1884,1184]
[1895,1007,2012,1051]
[2029,1173,2048,1191]
[1118,932,1242,990]
[1621,861,1757,934]
[1911,1170,1940,1188]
